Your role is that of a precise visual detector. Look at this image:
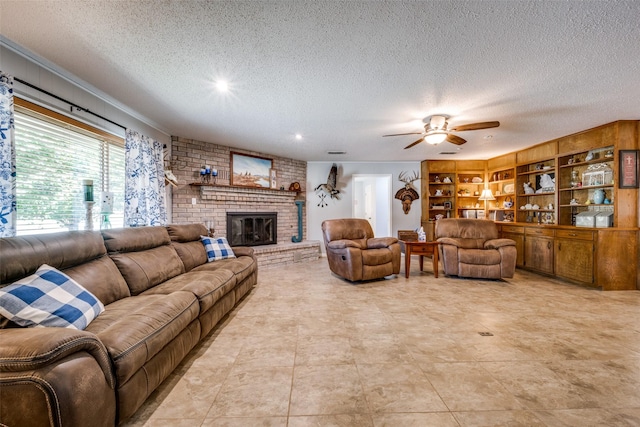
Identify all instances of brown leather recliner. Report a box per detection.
[321,218,401,281]
[435,218,516,279]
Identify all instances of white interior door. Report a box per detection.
[352,174,392,236]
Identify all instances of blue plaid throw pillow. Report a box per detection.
[201,236,236,262]
[0,264,105,330]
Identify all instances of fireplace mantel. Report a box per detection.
[192,184,300,204]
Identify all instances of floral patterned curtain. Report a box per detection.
[124,129,166,226]
[0,72,16,237]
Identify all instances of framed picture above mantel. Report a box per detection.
[230,152,273,188]
[619,150,639,189]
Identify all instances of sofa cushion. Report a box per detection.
[141,270,236,314]
[361,248,393,266]
[201,236,235,262]
[63,255,131,305]
[102,227,185,295]
[0,231,108,285]
[191,255,256,284]
[435,218,499,240]
[166,224,210,271]
[459,248,502,265]
[102,226,171,253]
[166,223,208,243]
[171,241,208,272]
[85,291,199,386]
[0,264,104,330]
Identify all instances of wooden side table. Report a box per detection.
[400,240,439,278]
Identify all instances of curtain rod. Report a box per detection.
[14,77,127,131]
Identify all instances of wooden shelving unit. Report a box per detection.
[421,121,639,290]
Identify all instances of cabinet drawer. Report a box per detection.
[525,227,555,237]
[556,229,594,241]
[501,225,524,234]
[409,246,437,256]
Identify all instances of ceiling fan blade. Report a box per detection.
[449,121,500,132]
[382,132,423,137]
[404,137,425,149]
[446,134,466,145]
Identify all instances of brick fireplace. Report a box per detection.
[169,136,320,267]
[227,212,277,246]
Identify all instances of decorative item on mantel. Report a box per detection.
[289,182,301,192]
[394,170,420,214]
[204,219,215,237]
[200,165,211,183]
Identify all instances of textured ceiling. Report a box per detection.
[1,1,639,161]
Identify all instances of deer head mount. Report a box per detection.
[395,170,420,214]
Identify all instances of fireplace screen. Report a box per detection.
[227,212,277,246]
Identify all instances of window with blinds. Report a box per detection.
[14,101,125,235]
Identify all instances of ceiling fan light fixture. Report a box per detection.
[424,132,448,145]
[430,115,447,130]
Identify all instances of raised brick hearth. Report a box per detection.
[252,240,321,268]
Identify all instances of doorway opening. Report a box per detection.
[352,174,392,237]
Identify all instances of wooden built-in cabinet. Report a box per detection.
[496,224,636,290]
[523,227,555,275]
[500,225,524,267]
[421,120,639,290]
[554,229,594,285]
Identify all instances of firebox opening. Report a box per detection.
[227,212,277,247]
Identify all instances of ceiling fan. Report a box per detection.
[383,115,500,149]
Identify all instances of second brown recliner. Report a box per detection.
[321,218,401,281]
[436,218,516,279]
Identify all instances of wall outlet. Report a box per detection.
[191,198,197,205]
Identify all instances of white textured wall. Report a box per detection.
[307,161,422,254]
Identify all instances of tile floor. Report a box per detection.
[123,258,640,426]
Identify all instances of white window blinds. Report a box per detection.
[14,106,125,234]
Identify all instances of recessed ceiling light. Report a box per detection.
[483,135,493,139]
[215,80,228,92]
[295,134,302,140]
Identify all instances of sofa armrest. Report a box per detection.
[437,237,469,248]
[0,328,114,388]
[366,237,398,249]
[327,239,364,250]
[484,238,516,249]
[231,246,255,259]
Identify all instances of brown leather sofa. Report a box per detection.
[321,218,400,281]
[435,218,516,279]
[0,224,257,427]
